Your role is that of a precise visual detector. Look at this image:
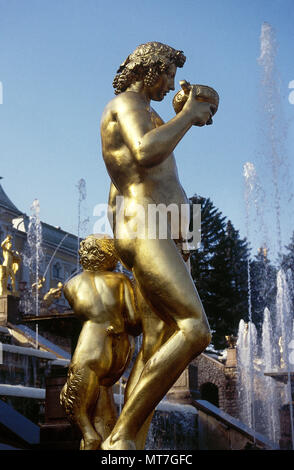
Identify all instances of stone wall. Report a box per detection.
[168,349,239,419]
[193,350,238,418]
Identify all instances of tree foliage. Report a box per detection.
[281,231,294,306]
[189,195,249,350]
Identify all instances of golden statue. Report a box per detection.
[279,336,286,369]
[42,282,63,309]
[60,235,141,450]
[99,42,217,450]
[0,235,21,296]
[225,335,237,349]
[31,276,63,311]
[31,276,46,297]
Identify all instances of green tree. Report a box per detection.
[281,231,294,306]
[189,195,249,350]
[282,231,294,272]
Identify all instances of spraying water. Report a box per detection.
[243,162,269,253]
[257,22,293,259]
[258,23,282,256]
[76,178,89,274]
[237,320,257,435]
[243,162,255,323]
[243,163,254,322]
[23,199,44,348]
[43,233,68,279]
[237,269,294,447]
[276,269,294,448]
[242,162,257,441]
[260,307,281,443]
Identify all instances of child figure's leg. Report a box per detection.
[60,365,101,450]
[93,385,117,443]
[60,322,115,450]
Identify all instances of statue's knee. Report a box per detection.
[184,319,211,353]
[200,327,212,351]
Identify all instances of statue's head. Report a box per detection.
[79,234,118,272]
[113,42,186,95]
[3,235,12,249]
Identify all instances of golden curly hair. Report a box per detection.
[79,234,118,272]
[113,42,186,95]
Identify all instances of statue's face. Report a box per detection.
[147,64,176,102]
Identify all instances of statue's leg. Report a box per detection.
[124,349,154,450]
[60,322,117,450]
[10,273,17,295]
[0,266,7,296]
[102,238,211,450]
[125,283,175,449]
[60,365,101,450]
[93,385,117,444]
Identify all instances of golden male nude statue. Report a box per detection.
[100,42,216,450]
[0,235,21,296]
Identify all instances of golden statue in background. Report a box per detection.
[31,275,63,311]
[42,282,63,309]
[225,335,237,349]
[31,276,46,297]
[278,336,286,369]
[98,42,218,450]
[60,235,141,450]
[0,235,21,296]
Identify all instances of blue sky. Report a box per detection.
[0,0,293,261]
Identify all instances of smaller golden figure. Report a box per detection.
[31,277,63,311]
[279,336,286,369]
[225,335,237,349]
[42,282,63,309]
[60,234,141,450]
[31,276,46,297]
[0,235,21,296]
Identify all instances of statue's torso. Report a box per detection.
[101,92,189,210]
[65,271,126,332]
[3,249,13,269]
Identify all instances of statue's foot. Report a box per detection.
[80,432,102,450]
[101,435,136,450]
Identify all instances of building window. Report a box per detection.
[52,262,62,279]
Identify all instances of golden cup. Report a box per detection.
[173,80,219,125]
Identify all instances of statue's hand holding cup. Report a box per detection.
[173,80,219,126]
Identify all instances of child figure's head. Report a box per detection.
[79,234,118,272]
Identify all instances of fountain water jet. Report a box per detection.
[242,162,258,442]
[236,320,257,435]
[257,22,293,258]
[23,199,44,348]
[275,269,294,448]
[236,269,294,448]
[237,23,294,446]
[260,307,281,443]
[43,233,68,280]
[76,178,89,275]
